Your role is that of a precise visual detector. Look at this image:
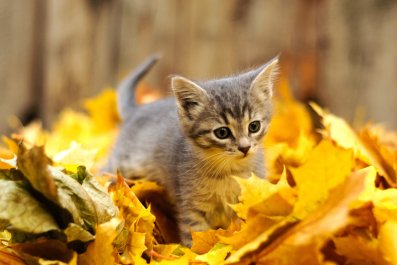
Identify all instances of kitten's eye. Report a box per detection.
[213,127,231,139]
[248,121,261,133]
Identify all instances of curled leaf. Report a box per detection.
[0,180,59,234]
[17,145,58,202]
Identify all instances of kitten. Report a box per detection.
[106,55,279,246]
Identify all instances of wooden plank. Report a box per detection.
[2,0,396,133]
[0,0,37,134]
[319,0,397,128]
[42,0,122,126]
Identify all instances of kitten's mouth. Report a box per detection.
[238,152,251,159]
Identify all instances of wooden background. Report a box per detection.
[1,0,397,135]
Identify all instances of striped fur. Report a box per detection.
[106,56,279,246]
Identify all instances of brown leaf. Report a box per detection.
[0,247,27,265]
[12,238,75,264]
[333,234,389,265]
[16,144,58,202]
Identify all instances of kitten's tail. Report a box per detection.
[117,54,160,120]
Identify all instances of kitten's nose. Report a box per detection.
[238,145,251,156]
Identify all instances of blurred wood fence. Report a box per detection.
[1,0,397,135]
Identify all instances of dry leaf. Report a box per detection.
[231,171,294,220]
[228,167,367,264]
[78,218,121,265]
[17,144,58,202]
[110,174,156,264]
[290,140,354,219]
[3,83,397,265]
[311,103,395,185]
[195,243,232,265]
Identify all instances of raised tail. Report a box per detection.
[117,54,160,120]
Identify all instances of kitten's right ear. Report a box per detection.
[172,76,209,119]
[250,56,280,100]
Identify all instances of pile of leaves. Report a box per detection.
[1,80,397,265]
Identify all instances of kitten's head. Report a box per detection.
[172,57,279,163]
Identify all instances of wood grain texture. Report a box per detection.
[0,0,38,133]
[0,0,396,134]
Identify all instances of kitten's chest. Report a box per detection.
[197,176,241,229]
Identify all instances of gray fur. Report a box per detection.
[105,56,279,246]
[117,54,160,120]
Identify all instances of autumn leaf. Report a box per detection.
[191,228,235,254]
[0,148,16,170]
[266,77,315,149]
[359,124,397,185]
[332,234,388,265]
[227,167,367,264]
[231,171,295,220]
[0,180,59,234]
[16,144,59,202]
[78,218,121,265]
[0,246,27,265]
[219,214,282,250]
[2,83,397,265]
[110,174,156,264]
[290,139,354,219]
[195,243,232,265]
[84,89,120,132]
[53,141,98,173]
[11,238,76,264]
[379,220,397,264]
[311,102,395,185]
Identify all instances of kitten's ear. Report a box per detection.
[250,57,280,100]
[171,76,209,119]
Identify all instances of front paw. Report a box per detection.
[178,221,210,247]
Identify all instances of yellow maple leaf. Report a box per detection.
[360,124,397,185]
[14,90,120,171]
[231,171,294,220]
[227,167,367,265]
[78,218,121,265]
[2,136,19,154]
[379,220,397,265]
[53,141,98,172]
[358,166,397,223]
[195,243,232,265]
[84,88,120,132]
[0,148,16,170]
[219,214,281,250]
[290,139,354,219]
[110,174,156,264]
[46,109,117,163]
[311,102,395,186]
[191,230,226,254]
[151,246,196,265]
[333,235,389,265]
[265,77,315,148]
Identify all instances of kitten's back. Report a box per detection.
[106,58,181,194]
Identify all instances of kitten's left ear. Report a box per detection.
[250,57,280,99]
[171,76,209,119]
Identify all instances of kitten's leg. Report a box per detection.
[178,209,211,247]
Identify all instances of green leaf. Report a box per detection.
[0,180,59,234]
[70,165,87,184]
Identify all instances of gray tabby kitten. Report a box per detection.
[106,55,279,246]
